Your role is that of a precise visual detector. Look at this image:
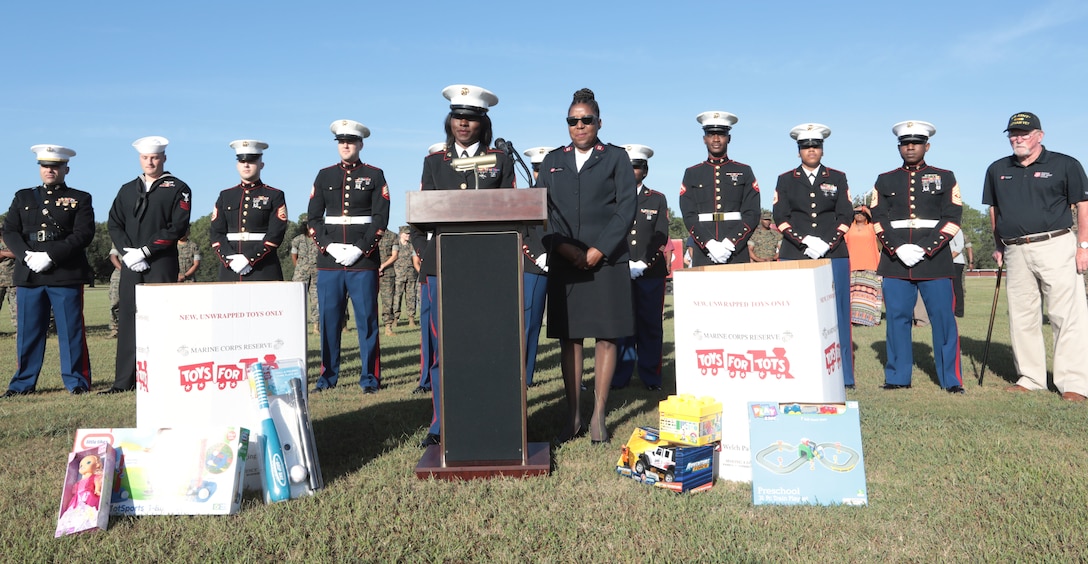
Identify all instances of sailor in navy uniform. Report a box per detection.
[522,145,552,388]
[772,123,855,388]
[614,144,668,391]
[210,140,288,282]
[307,119,390,394]
[412,84,515,448]
[3,145,95,396]
[679,111,761,266]
[103,136,192,394]
[870,120,964,393]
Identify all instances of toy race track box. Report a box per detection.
[55,444,115,537]
[615,427,717,493]
[658,394,722,446]
[73,427,250,516]
[748,401,867,506]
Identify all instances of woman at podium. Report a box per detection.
[411,84,516,448]
[536,88,637,444]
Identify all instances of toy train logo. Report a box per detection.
[696,348,794,380]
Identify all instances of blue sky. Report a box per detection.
[3,1,1087,231]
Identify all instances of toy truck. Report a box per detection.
[616,427,716,493]
[636,445,678,482]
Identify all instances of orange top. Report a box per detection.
[845,223,880,271]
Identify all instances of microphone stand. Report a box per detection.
[496,138,535,187]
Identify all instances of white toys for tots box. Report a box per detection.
[673,260,846,482]
[133,282,315,498]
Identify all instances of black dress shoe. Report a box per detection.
[362,385,378,395]
[2,389,31,398]
[880,383,911,390]
[844,384,855,390]
[97,387,131,395]
[946,385,966,395]
[70,386,89,395]
[419,433,441,448]
[411,385,431,395]
[579,382,588,391]
[645,384,663,392]
[311,386,331,394]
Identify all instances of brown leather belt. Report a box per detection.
[1001,228,1071,246]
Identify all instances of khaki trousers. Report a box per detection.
[1005,232,1088,394]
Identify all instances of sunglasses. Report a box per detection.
[566,115,597,126]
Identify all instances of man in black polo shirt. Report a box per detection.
[983,111,1088,402]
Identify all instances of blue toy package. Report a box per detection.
[748,400,867,506]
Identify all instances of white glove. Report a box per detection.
[705,240,732,264]
[336,245,364,266]
[801,235,830,259]
[718,238,736,253]
[24,251,53,273]
[895,244,926,267]
[629,260,648,279]
[227,254,252,275]
[122,247,150,272]
[535,253,549,273]
[325,243,349,263]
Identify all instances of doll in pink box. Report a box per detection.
[55,454,104,536]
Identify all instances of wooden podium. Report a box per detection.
[408,189,551,479]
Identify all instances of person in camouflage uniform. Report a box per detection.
[0,234,17,330]
[377,228,398,336]
[108,247,121,337]
[176,231,201,282]
[392,226,417,327]
[747,210,782,262]
[290,216,319,334]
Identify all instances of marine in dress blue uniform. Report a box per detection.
[522,146,552,388]
[104,136,192,394]
[772,123,855,387]
[411,85,516,447]
[410,142,447,396]
[870,121,964,393]
[679,111,761,266]
[307,120,390,394]
[3,145,94,396]
[209,140,288,282]
[614,144,668,391]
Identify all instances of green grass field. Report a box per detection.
[1,278,1086,562]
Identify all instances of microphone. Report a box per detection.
[494,138,514,156]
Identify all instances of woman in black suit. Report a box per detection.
[537,88,636,444]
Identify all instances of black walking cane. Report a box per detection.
[977,265,1004,386]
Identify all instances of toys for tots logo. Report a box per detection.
[695,347,794,380]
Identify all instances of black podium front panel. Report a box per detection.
[437,231,526,464]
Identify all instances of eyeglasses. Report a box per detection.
[566,115,597,126]
[1007,131,1036,140]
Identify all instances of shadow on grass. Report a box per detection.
[870,334,1020,387]
[310,395,434,486]
[959,336,1018,385]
